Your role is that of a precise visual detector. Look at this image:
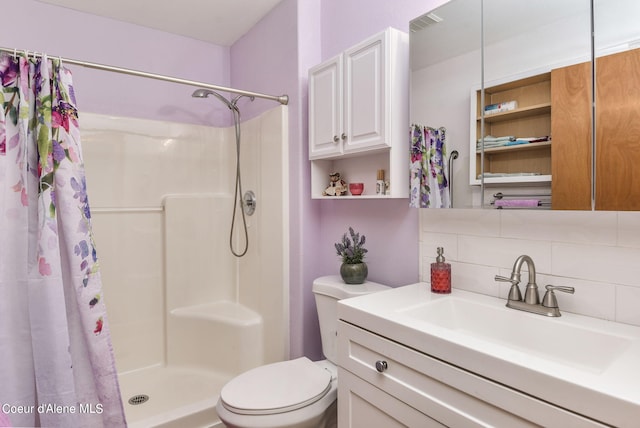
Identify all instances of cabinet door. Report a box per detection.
[338,368,444,428]
[551,61,592,210]
[343,32,389,153]
[596,48,640,210]
[309,55,343,159]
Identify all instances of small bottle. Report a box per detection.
[376,170,386,195]
[431,247,451,294]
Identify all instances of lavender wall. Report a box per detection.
[305,0,448,358]
[231,0,324,358]
[320,0,440,59]
[8,1,231,127]
[315,0,450,288]
[232,0,448,359]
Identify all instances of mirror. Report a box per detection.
[481,0,591,210]
[410,0,482,208]
[411,0,640,210]
[592,0,640,210]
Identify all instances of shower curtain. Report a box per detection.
[0,54,126,427]
[410,124,450,208]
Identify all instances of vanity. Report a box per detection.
[336,284,640,427]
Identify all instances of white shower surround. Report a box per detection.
[82,107,289,427]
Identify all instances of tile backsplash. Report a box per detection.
[420,209,640,327]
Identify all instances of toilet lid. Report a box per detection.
[220,357,332,415]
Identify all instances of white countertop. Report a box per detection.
[337,283,640,427]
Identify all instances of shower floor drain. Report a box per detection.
[128,394,149,405]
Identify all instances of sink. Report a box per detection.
[398,295,632,373]
[338,284,640,427]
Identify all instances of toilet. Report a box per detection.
[215,275,390,428]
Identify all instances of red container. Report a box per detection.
[349,182,364,196]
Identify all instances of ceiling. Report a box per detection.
[410,0,587,70]
[36,0,284,46]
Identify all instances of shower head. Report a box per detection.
[191,88,238,112]
[191,88,211,98]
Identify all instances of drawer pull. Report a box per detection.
[375,360,388,373]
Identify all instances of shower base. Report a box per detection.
[119,365,231,428]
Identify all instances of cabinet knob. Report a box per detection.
[341,133,347,140]
[333,135,339,143]
[375,360,388,373]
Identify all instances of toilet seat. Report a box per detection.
[220,357,333,416]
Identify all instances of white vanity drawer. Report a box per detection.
[337,320,607,427]
[338,367,445,427]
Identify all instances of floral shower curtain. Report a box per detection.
[410,124,450,208]
[0,54,126,427]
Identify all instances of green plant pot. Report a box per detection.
[340,262,368,284]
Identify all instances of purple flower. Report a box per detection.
[70,176,87,204]
[68,84,77,105]
[75,240,89,258]
[0,55,18,87]
[335,227,368,264]
[52,140,66,162]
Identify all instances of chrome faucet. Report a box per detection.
[495,255,574,317]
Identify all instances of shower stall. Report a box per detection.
[82,105,289,427]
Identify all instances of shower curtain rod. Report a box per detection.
[0,46,289,105]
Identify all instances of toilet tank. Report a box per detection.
[312,275,390,364]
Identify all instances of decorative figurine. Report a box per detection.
[323,172,347,196]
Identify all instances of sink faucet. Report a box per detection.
[495,255,574,317]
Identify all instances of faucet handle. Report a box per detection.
[542,284,575,308]
[495,275,522,301]
[495,275,516,284]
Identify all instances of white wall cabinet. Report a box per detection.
[308,28,409,199]
[337,320,608,427]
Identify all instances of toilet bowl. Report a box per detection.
[215,275,390,428]
[216,358,337,428]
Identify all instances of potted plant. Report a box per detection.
[334,227,368,284]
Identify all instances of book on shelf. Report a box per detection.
[484,100,517,115]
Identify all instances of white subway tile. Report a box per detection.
[618,212,640,249]
[421,232,459,260]
[615,285,640,327]
[501,210,617,245]
[552,243,640,286]
[451,262,501,297]
[458,235,552,273]
[421,208,500,236]
[418,208,640,325]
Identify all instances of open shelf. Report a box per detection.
[476,140,551,154]
[478,103,551,123]
[471,71,552,186]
